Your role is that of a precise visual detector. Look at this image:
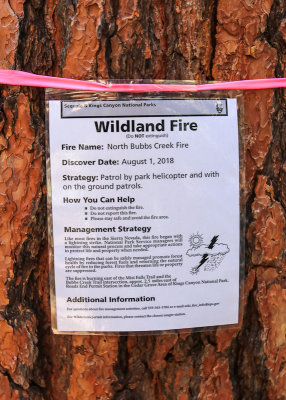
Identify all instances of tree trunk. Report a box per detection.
[0,0,285,399]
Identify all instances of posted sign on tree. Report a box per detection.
[46,89,242,334]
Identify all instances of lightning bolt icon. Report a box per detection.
[195,235,219,272]
[208,235,219,249]
[195,253,209,271]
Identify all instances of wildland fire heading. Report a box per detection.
[94,119,198,133]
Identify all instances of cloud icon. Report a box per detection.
[186,243,230,257]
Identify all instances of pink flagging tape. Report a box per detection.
[0,70,286,92]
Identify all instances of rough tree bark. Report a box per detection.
[0,0,285,399]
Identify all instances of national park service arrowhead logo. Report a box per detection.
[186,233,230,275]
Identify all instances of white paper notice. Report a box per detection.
[48,98,240,332]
